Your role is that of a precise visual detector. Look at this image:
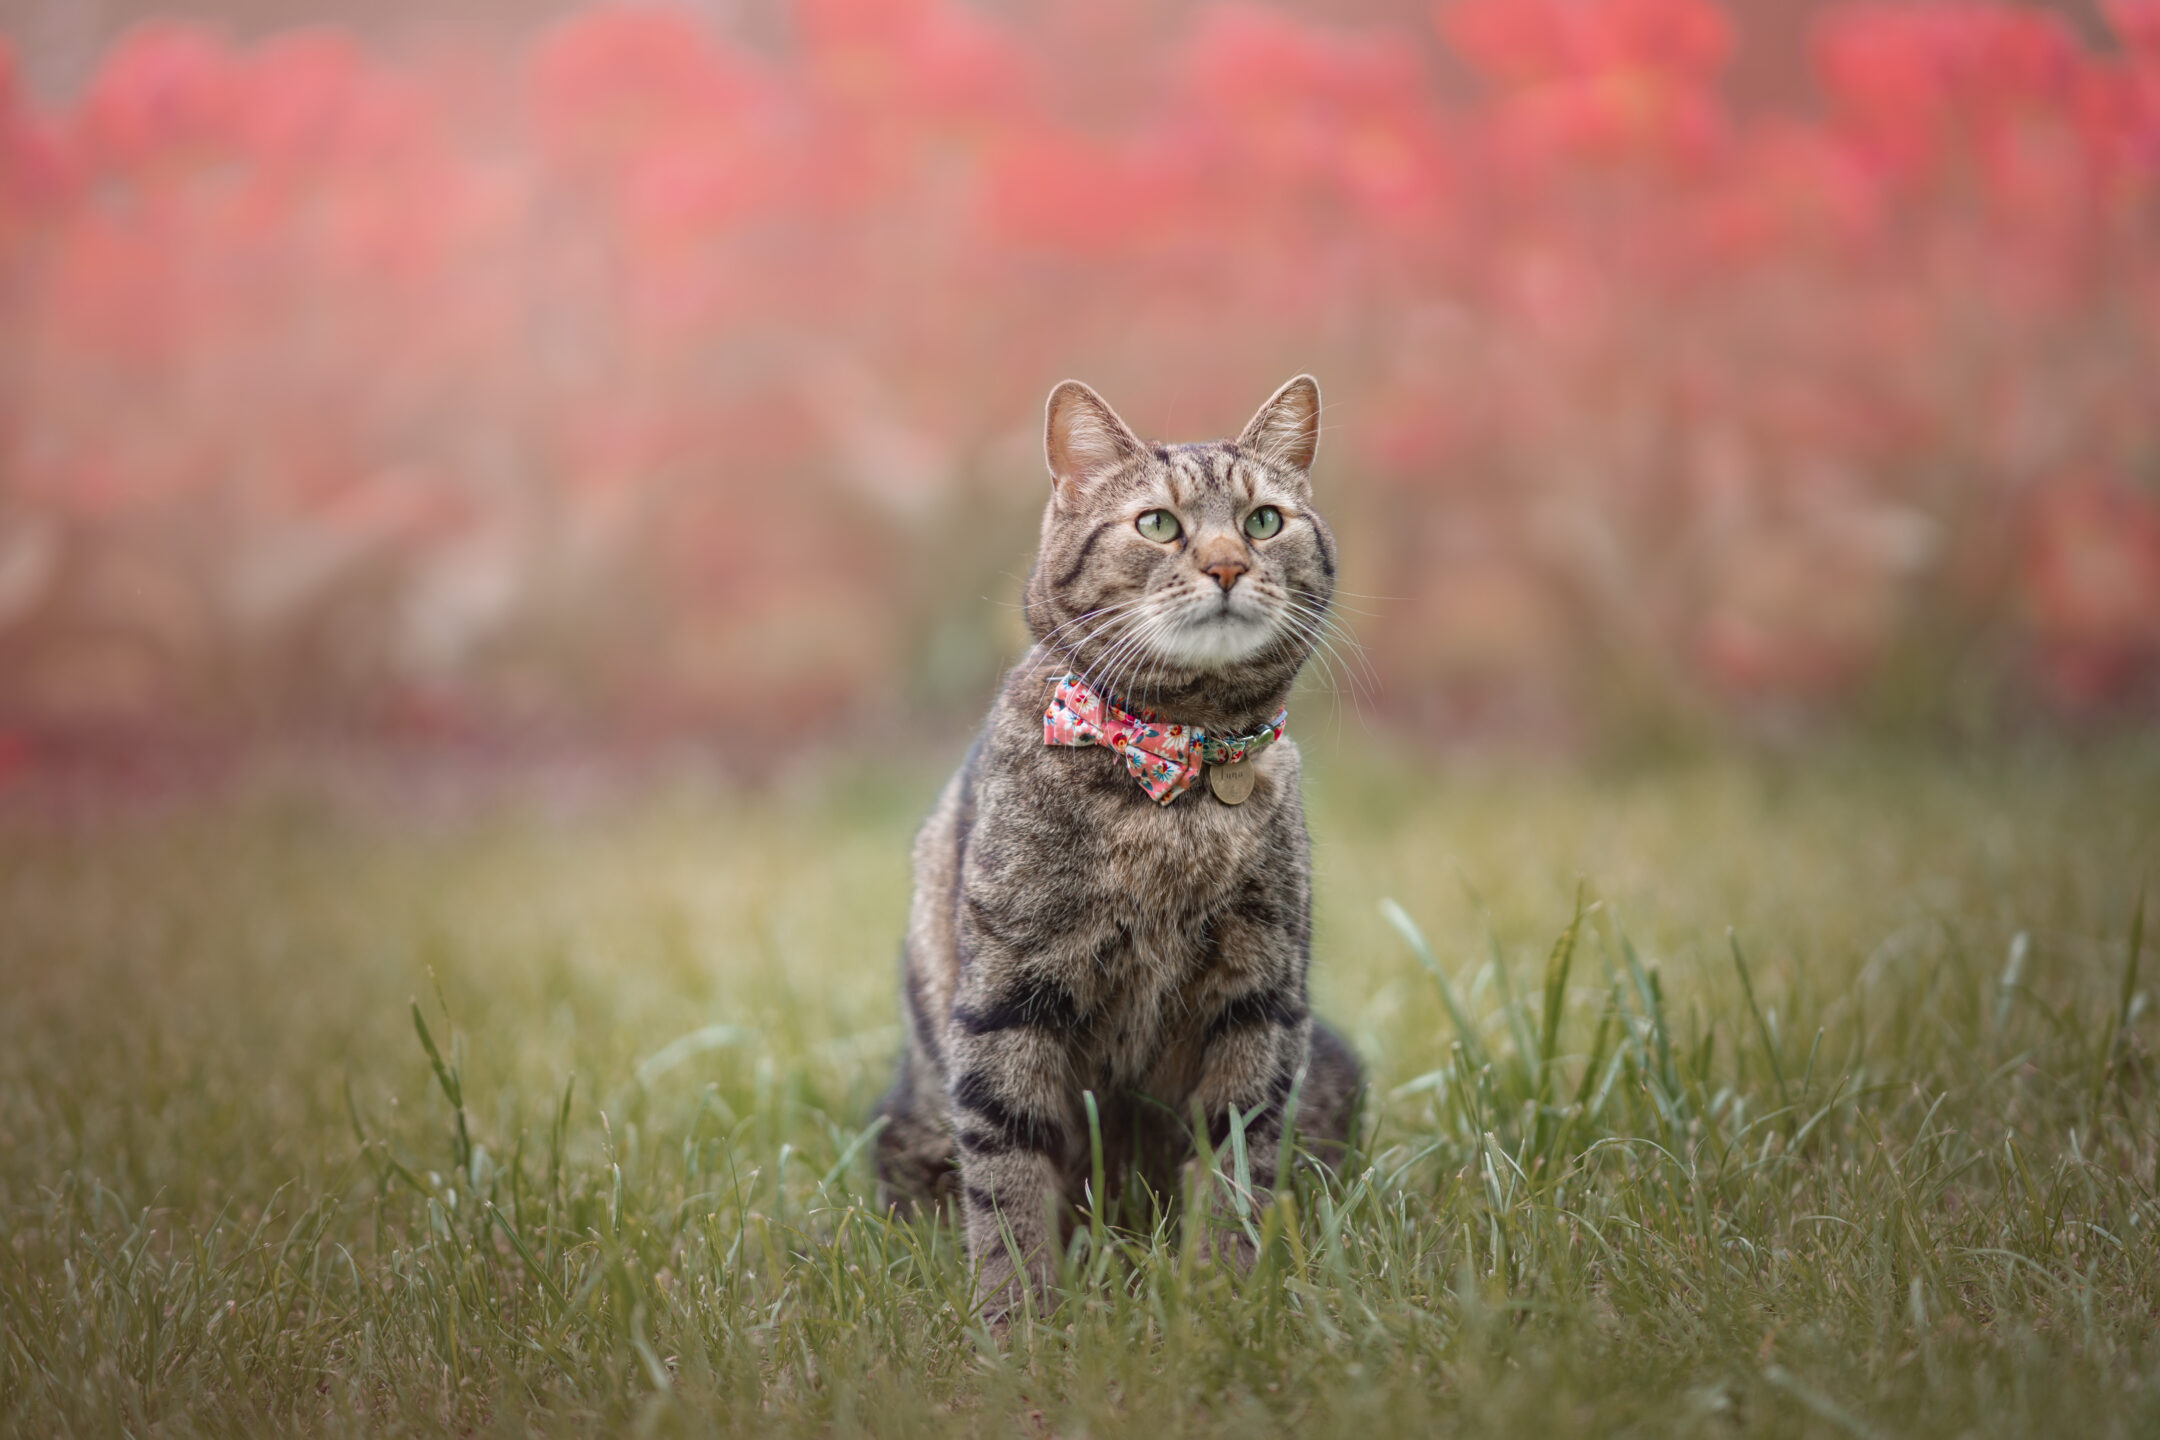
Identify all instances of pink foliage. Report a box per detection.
[0,0,2154,742]
[2022,478,2160,711]
[1443,0,1734,86]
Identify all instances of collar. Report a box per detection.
[1042,674,1287,804]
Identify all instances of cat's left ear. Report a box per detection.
[1237,374,1321,476]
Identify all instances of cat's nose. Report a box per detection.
[1203,558,1248,591]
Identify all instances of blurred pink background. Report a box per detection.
[2,0,2156,771]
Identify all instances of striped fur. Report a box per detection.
[874,376,1363,1322]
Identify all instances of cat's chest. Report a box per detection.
[1093,794,1268,904]
[1089,954,1208,1062]
[1060,765,1300,1079]
[967,725,1305,1060]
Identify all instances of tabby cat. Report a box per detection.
[873,375,1363,1323]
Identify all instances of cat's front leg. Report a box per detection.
[1190,993,1310,1269]
[956,1144,1063,1327]
[944,976,1080,1326]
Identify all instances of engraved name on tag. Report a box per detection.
[1208,757,1256,805]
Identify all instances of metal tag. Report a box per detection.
[1207,758,1256,805]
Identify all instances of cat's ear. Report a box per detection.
[1045,380,1144,502]
[1237,374,1321,474]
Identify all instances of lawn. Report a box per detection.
[2,743,2156,1438]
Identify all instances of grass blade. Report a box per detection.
[410,999,471,1173]
[2088,885,2146,1114]
[1730,930,1790,1113]
[1381,898,1490,1072]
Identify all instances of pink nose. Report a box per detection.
[1203,559,1247,591]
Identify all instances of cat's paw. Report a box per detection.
[1207,1230,1259,1275]
[971,1256,1027,1332]
[970,1252,1057,1341]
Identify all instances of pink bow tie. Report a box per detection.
[1042,674,1287,805]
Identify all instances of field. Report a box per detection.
[2,743,2157,1438]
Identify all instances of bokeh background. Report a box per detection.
[3,0,2158,774]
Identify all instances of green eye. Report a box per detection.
[1136,510,1182,543]
[1244,506,1283,539]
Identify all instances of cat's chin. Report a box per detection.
[1150,609,1281,671]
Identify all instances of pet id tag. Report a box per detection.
[1208,758,1256,805]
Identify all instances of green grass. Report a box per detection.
[2,745,2157,1438]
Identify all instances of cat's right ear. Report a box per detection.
[1045,380,1143,505]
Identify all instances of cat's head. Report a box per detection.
[1023,376,1335,723]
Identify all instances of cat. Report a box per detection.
[873,374,1363,1325]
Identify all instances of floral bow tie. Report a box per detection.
[1043,674,1287,805]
